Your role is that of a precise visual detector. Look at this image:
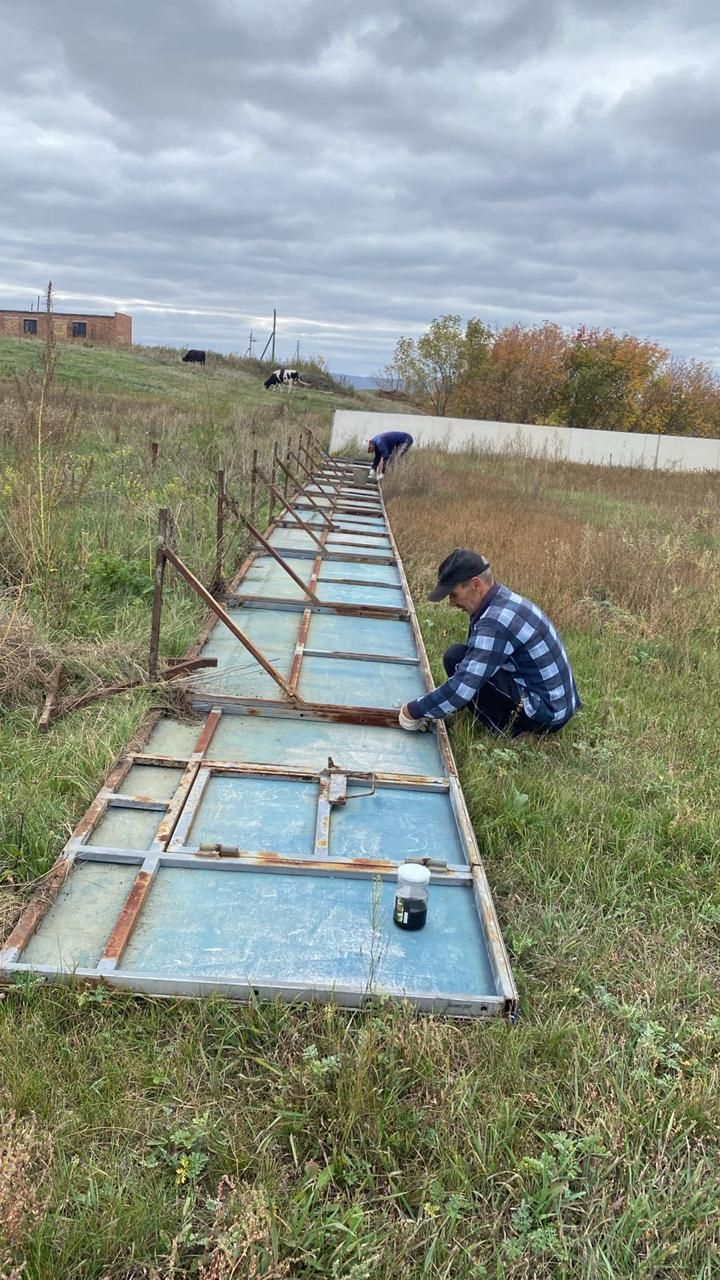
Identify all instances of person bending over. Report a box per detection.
[367,430,414,480]
[399,548,581,737]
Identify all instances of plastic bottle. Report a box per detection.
[393,862,430,931]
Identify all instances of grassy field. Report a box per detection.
[1,343,720,1278]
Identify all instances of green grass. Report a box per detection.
[0,335,388,413]
[1,351,720,1276]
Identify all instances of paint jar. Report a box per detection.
[393,863,430,931]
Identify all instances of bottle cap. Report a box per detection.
[397,862,430,886]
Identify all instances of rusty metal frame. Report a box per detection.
[1,447,517,1019]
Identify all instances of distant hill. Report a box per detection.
[332,373,381,390]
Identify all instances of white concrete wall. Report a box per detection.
[331,410,720,473]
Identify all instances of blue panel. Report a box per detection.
[319,560,401,585]
[186,775,317,856]
[268,528,318,552]
[196,608,298,697]
[299,656,425,708]
[326,536,391,558]
[88,807,161,850]
[241,556,312,599]
[205,715,445,775]
[120,765,184,803]
[22,862,138,970]
[142,718,201,758]
[120,868,498,999]
[330,787,465,865]
[317,582,405,608]
[307,613,417,659]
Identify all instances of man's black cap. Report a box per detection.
[427,548,490,601]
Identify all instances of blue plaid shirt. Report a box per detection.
[408,584,581,727]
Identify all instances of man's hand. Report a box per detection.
[399,703,430,732]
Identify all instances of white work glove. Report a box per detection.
[399,703,430,732]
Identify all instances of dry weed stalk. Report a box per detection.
[0,1107,53,1271]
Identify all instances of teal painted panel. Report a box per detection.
[307,613,417,659]
[204,715,445,775]
[241,556,312,599]
[22,862,138,970]
[330,787,464,865]
[298,656,425,708]
[119,868,498,999]
[319,560,401,585]
[141,718,201,758]
[186,775,317,856]
[88,807,161,850]
[195,608,298,698]
[121,765,184,803]
[317,582,405,607]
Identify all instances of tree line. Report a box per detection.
[385,315,720,437]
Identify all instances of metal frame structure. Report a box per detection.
[1,440,517,1018]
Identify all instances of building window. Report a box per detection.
[23,318,38,334]
[71,321,87,338]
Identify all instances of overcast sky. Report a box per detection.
[1,0,719,374]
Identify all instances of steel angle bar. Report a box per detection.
[96,853,160,974]
[289,608,313,691]
[237,516,321,603]
[301,649,420,667]
[163,545,300,702]
[222,595,409,621]
[254,466,327,552]
[189,692,407,728]
[0,965,505,1019]
[166,767,213,851]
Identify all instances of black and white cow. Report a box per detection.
[182,349,206,365]
[263,368,308,391]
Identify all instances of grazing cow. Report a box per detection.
[182,349,206,365]
[263,367,308,391]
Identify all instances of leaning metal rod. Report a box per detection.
[237,513,322,604]
[254,466,327,553]
[161,544,300,702]
[274,454,333,527]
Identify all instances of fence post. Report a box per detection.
[250,448,258,526]
[150,440,159,468]
[214,468,225,591]
[149,508,169,680]
[270,440,279,521]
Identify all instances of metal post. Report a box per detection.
[271,308,276,364]
[250,448,258,526]
[270,440,279,521]
[149,508,169,680]
[214,468,225,591]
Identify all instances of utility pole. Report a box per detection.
[271,308,276,363]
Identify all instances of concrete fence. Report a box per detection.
[330,410,720,472]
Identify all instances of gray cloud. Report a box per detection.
[1,0,719,372]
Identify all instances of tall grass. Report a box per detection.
[1,378,720,1276]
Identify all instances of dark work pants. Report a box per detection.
[443,643,555,737]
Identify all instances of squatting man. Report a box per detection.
[367,430,414,480]
[399,549,581,737]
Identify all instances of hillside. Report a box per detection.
[0,336,398,416]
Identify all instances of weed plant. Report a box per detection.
[1,358,720,1276]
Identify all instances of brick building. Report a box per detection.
[0,309,132,346]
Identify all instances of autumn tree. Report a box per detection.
[457,322,570,424]
[561,327,669,432]
[386,315,492,415]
